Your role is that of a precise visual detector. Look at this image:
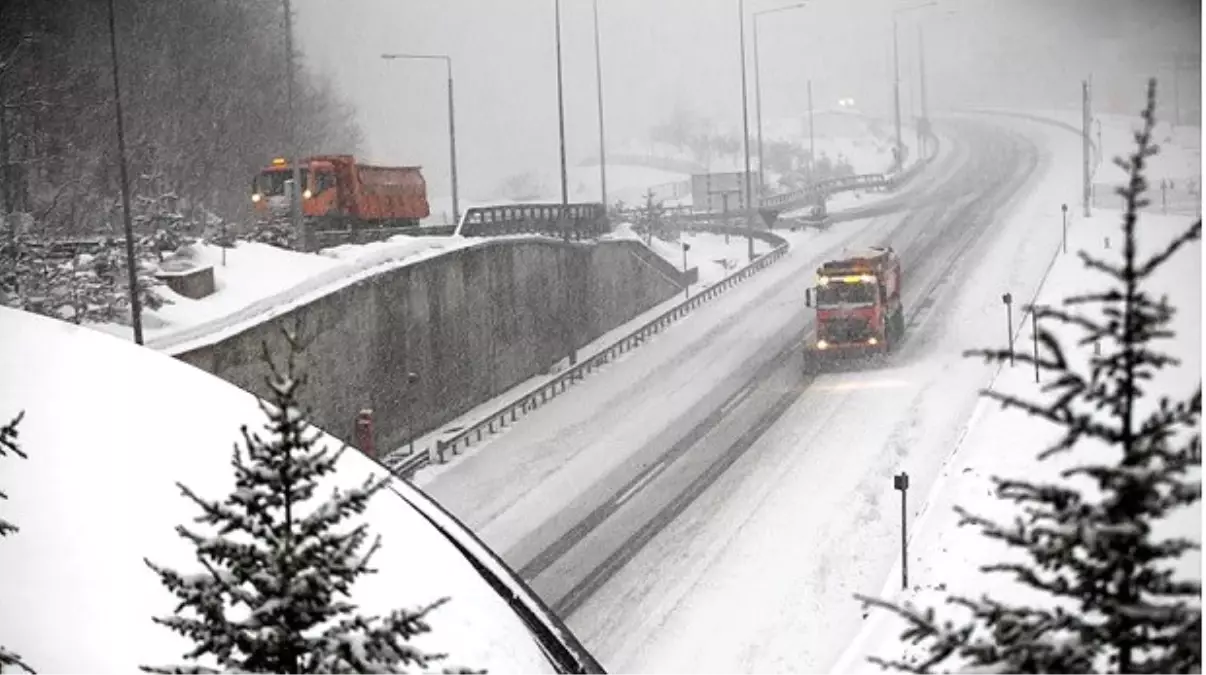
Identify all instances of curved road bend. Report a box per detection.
[421,116,1041,662]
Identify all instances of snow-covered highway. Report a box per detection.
[417,113,1079,671]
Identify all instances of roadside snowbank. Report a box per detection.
[0,307,569,673]
[835,208,1202,672]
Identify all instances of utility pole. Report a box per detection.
[1082,79,1091,218]
[283,0,306,252]
[106,0,143,345]
[592,0,608,211]
[738,0,755,262]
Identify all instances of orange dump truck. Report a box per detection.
[251,155,430,228]
[802,246,905,373]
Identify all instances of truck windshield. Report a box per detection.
[253,168,309,197]
[817,281,877,306]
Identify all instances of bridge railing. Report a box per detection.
[454,202,610,240]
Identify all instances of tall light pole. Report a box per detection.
[738,0,754,262]
[106,0,143,344]
[891,2,937,170]
[891,13,902,170]
[917,22,928,158]
[807,79,816,176]
[554,0,575,366]
[592,0,608,211]
[283,0,305,250]
[555,0,569,210]
[753,2,808,195]
[381,53,460,226]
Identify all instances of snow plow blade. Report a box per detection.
[803,343,888,376]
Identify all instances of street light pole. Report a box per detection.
[738,0,754,262]
[555,0,569,210]
[106,0,143,345]
[891,2,937,170]
[753,13,763,196]
[753,3,808,197]
[554,0,575,367]
[891,14,902,170]
[283,0,306,251]
[807,79,816,177]
[592,0,608,211]
[917,23,928,159]
[381,54,460,226]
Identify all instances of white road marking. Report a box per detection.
[615,461,669,506]
[720,385,756,416]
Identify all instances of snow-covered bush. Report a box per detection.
[0,234,167,327]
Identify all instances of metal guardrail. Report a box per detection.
[759,172,891,211]
[453,202,609,240]
[384,228,791,479]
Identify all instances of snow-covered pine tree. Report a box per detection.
[857,78,1201,674]
[143,329,470,674]
[1,411,34,674]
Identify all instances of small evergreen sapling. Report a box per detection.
[857,79,1201,673]
[144,331,466,674]
[1,411,34,674]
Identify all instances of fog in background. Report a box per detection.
[295,0,1200,202]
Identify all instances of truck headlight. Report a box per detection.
[817,340,829,350]
[251,193,262,203]
[867,337,878,346]
[303,189,312,199]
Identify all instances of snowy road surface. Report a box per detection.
[422,115,1059,671]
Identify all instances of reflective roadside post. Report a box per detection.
[893,471,910,590]
[1061,203,1068,254]
[1002,292,1014,366]
[354,409,375,458]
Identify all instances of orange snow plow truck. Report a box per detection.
[250,155,430,229]
[802,246,905,374]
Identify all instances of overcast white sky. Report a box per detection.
[294,0,1200,202]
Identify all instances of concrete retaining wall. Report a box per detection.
[175,238,683,454]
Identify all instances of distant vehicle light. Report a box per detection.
[817,340,829,350]
[303,189,312,199]
[251,193,262,203]
[868,337,879,346]
[272,157,287,166]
